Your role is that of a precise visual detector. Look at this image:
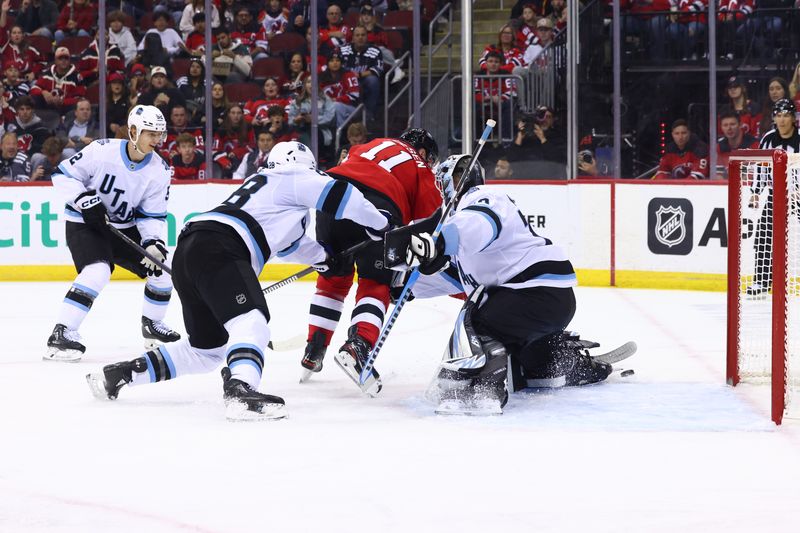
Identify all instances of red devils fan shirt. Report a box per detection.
[170,152,206,180]
[654,137,709,179]
[331,138,440,223]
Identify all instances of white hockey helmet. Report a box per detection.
[266,141,317,171]
[128,105,167,146]
[435,154,485,203]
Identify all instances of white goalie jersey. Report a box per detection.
[51,138,171,243]
[190,166,389,274]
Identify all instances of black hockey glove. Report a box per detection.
[75,190,108,230]
[383,208,442,271]
[312,242,341,276]
[365,209,394,241]
[140,239,168,277]
[408,232,449,275]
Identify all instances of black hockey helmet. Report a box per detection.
[435,154,485,204]
[399,128,438,167]
[772,98,796,117]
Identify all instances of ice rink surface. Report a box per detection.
[2,281,800,532]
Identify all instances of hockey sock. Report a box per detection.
[308,274,354,345]
[224,309,270,389]
[350,278,389,346]
[142,274,173,322]
[56,262,111,330]
[129,340,226,386]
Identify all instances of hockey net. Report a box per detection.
[727,149,800,424]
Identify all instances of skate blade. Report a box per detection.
[435,399,503,416]
[225,399,288,422]
[299,368,316,383]
[43,347,82,362]
[333,352,382,397]
[85,373,112,400]
[524,375,566,388]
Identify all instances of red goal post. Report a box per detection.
[726,149,800,425]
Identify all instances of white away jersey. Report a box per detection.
[190,165,388,274]
[52,138,171,243]
[439,186,577,292]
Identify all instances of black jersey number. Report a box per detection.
[224,175,267,208]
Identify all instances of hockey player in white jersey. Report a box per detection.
[86,141,392,421]
[46,105,181,362]
[384,154,613,415]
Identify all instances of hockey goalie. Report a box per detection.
[384,154,636,415]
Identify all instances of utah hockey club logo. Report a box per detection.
[655,206,686,248]
[236,293,247,304]
[647,197,693,255]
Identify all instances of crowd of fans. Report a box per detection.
[0,0,427,182]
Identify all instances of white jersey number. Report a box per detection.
[358,140,413,173]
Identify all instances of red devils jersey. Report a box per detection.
[161,127,205,160]
[244,97,290,123]
[655,137,709,180]
[331,138,440,224]
[170,152,206,180]
[321,71,359,105]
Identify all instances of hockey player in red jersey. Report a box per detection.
[300,128,441,383]
[654,119,709,179]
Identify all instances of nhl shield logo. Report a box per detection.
[655,205,686,248]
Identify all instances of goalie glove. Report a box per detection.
[408,232,449,275]
[365,209,394,241]
[140,239,168,277]
[74,190,108,230]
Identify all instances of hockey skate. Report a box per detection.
[85,357,147,400]
[141,316,181,349]
[44,324,85,362]
[333,326,382,396]
[299,331,327,383]
[221,367,287,421]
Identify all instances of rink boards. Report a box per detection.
[0,179,738,289]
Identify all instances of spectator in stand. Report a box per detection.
[163,103,204,159]
[723,76,760,136]
[230,6,269,62]
[213,103,254,177]
[717,0,753,61]
[511,105,565,164]
[4,65,31,100]
[337,121,369,163]
[480,24,524,73]
[475,51,515,139]
[128,63,148,106]
[289,75,336,160]
[320,4,350,51]
[282,51,309,96]
[54,0,95,44]
[137,66,186,115]
[154,0,187,26]
[493,156,515,179]
[266,104,299,143]
[523,17,554,66]
[137,33,173,73]
[0,77,13,129]
[549,0,568,31]
[261,0,289,39]
[359,3,404,84]
[106,72,129,137]
[171,132,207,180]
[78,29,127,85]
[748,0,791,60]
[176,58,206,122]
[179,0,221,40]
[0,131,30,182]
[245,77,290,128]
[668,0,708,61]
[0,21,45,82]
[577,150,600,177]
[789,62,800,109]
[288,0,329,36]
[233,130,275,180]
[108,10,137,66]
[756,77,789,138]
[211,27,253,83]
[30,46,86,113]
[320,51,360,128]
[515,4,539,50]
[7,95,51,155]
[29,136,64,181]
[341,25,383,121]
[208,81,230,130]
[716,109,759,178]
[184,12,214,58]
[57,97,98,158]
[654,119,709,179]
[510,0,548,18]
[16,0,59,40]
[138,12,186,58]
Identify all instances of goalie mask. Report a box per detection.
[266,141,317,171]
[435,154,485,204]
[127,105,167,152]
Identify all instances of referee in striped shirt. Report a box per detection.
[747,99,800,295]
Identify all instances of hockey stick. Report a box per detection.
[261,238,374,295]
[356,120,497,388]
[108,225,172,276]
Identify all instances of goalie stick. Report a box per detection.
[108,225,172,275]
[351,120,497,393]
[592,341,637,365]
